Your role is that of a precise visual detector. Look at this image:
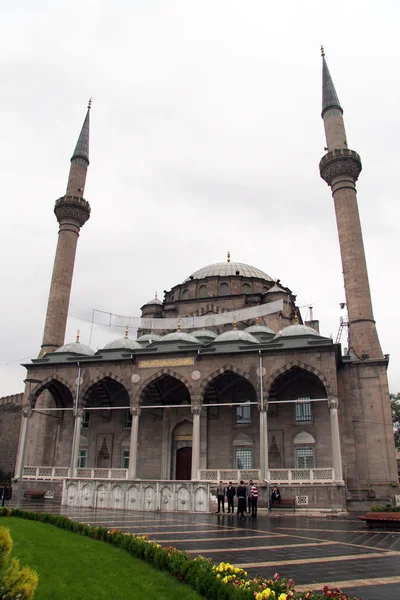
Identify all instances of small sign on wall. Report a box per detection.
[395,495,400,507]
[296,495,309,506]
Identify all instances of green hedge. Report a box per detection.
[0,507,359,600]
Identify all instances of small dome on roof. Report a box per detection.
[265,284,286,294]
[136,333,162,344]
[103,337,142,350]
[244,324,275,335]
[55,341,95,356]
[214,329,259,344]
[190,329,218,340]
[161,331,201,344]
[143,296,162,306]
[274,324,321,339]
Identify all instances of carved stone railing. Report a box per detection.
[62,479,210,513]
[266,468,335,484]
[22,466,69,480]
[198,469,261,482]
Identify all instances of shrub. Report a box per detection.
[0,526,38,600]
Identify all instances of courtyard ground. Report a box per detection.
[15,503,400,600]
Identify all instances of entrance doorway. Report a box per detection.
[176,447,192,480]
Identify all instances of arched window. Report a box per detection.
[295,397,312,423]
[242,283,251,295]
[219,282,229,296]
[294,431,315,469]
[198,285,208,298]
[182,289,188,300]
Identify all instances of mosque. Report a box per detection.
[3,51,398,511]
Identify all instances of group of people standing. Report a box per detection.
[216,480,259,517]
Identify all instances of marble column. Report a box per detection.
[259,404,269,480]
[191,406,201,480]
[128,407,141,479]
[328,397,343,482]
[70,409,83,477]
[15,407,32,479]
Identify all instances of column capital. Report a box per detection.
[130,406,141,417]
[328,396,339,410]
[76,408,84,418]
[191,405,202,416]
[22,407,33,418]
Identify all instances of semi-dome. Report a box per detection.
[244,324,275,335]
[55,341,95,356]
[136,333,162,344]
[214,329,259,344]
[190,329,218,340]
[103,337,143,350]
[274,324,321,339]
[160,331,201,344]
[183,261,273,282]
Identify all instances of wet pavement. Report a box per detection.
[14,503,400,599]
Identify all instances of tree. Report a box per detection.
[390,393,400,449]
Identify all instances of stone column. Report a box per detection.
[128,407,141,479]
[70,409,83,477]
[15,407,33,479]
[259,405,269,480]
[191,406,201,480]
[328,397,343,482]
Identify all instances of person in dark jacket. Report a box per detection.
[237,480,247,519]
[226,481,236,513]
[271,485,281,506]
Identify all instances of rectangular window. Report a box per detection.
[295,447,315,469]
[122,450,130,469]
[295,397,312,423]
[78,449,87,468]
[236,404,251,424]
[81,411,90,429]
[124,410,132,428]
[235,449,252,470]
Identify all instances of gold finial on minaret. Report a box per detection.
[255,316,259,324]
[125,325,129,339]
[227,251,231,263]
[76,330,80,342]
[321,45,325,57]
[233,315,237,329]
[155,291,158,299]
[177,318,181,332]
[88,97,92,109]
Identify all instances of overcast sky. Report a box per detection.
[1,1,399,397]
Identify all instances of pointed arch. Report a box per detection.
[199,363,257,394]
[30,374,75,408]
[265,360,331,396]
[80,371,129,401]
[136,368,193,402]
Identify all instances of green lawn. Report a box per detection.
[4,518,203,600]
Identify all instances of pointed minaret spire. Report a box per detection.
[40,104,92,356]
[319,51,382,359]
[321,47,342,117]
[66,101,91,197]
[320,49,347,151]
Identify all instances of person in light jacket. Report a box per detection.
[216,480,226,513]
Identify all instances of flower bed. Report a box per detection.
[0,506,360,600]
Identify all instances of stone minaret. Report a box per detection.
[319,49,382,359]
[40,103,92,356]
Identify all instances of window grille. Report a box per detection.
[198,285,208,298]
[242,283,251,294]
[219,282,229,296]
[295,397,312,423]
[182,289,188,300]
[235,449,252,469]
[78,449,87,468]
[122,450,130,469]
[81,411,90,429]
[295,447,315,468]
[236,404,251,424]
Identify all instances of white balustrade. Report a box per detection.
[198,469,261,483]
[199,468,334,484]
[23,466,128,481]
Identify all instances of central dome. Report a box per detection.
[183,262,273,282]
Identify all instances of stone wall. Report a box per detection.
[0,394,23,478]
